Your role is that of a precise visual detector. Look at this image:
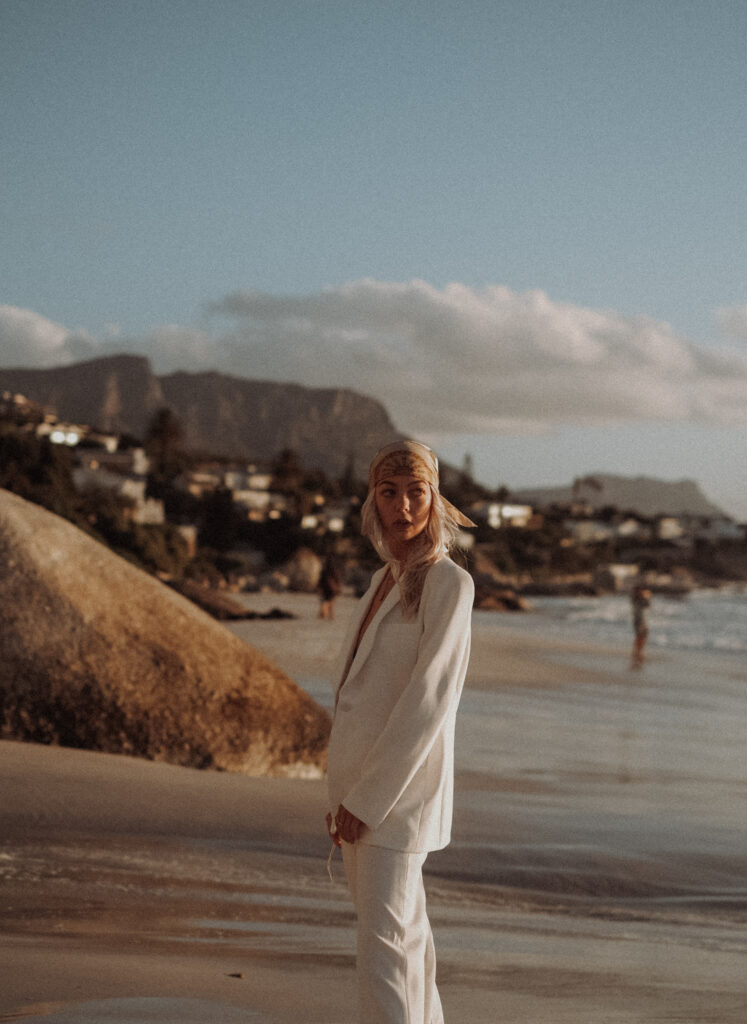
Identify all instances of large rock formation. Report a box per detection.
[0,489,330,776]
[0,354,401,478]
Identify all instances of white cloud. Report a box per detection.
[0,305,95,368]
[0,307,213,376]
[4,283,747,438]
[716,304,747,341]
[205,280,747,433]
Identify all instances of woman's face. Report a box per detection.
[375,474,432,554]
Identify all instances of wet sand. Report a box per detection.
[1,593,745,1022]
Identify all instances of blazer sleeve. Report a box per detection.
[340,562,474,831]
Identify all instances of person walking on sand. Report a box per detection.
[630,582,652,669]
[325,440,475,1024]
[318,552,342,620]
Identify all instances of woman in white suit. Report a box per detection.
[326,440,475,1024]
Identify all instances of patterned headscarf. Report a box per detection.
[369,441,476,528]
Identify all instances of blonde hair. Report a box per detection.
[360,483,461,618]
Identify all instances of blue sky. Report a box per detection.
[2,1,746,517]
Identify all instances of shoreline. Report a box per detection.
[2,739,744,1023]
[2,594,746,1021]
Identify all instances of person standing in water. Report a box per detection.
[631,582,652,669]
[326,440,475,1023]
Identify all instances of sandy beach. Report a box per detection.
[2,592,745,1023]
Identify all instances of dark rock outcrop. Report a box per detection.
[0,489,330,776]
[470,548,531,612]
[473,585,531,612]
[164,579,273,621]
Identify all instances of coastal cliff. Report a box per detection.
[0,488,330,775]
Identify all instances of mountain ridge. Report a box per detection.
[513,474,724,518]
[0,355,401,478]
[0,355,728,517]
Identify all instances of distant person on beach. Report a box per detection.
[325,440,475,1024]
[631,583,652,669]
[317,552,342,620]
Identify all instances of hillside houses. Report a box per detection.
[32,413,747,556]
[1,390,120,452]
[563,511,746,548]
[67,445,162,525]
[174,465,289,522]
[471,501,537,529]
[300,501,350,534]
[2,388,745,589]
[0,390,162,525]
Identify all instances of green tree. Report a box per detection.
[272,448,304,492]
[0,430,78,519]
[145,407,184,476]
[199,487,239,552]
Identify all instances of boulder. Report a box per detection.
[165,578,287,621]
[0,489,330,776]
[470,548,531,612]
[473,584,531,612]
[282,547,323,593]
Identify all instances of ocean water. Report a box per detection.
[296,585,746,907]
[449,586,747,906]
[511,586,747,655]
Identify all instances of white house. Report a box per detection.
[473,501,534,528]
[614,516,651,540]
[72,466,146,502]
[565,519,615,543]
[39,421,86,446]
[77,448,150,477]
[656,517,685,541]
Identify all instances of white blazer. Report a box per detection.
[327,556,474,853]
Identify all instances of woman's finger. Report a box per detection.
[336,805,365,844]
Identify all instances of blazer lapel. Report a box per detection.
[346,579,400,681]
[334,567,401,696]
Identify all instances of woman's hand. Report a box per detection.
[328,804,365,845]
[326,811,342,847]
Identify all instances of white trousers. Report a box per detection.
[342,842,444,1024]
